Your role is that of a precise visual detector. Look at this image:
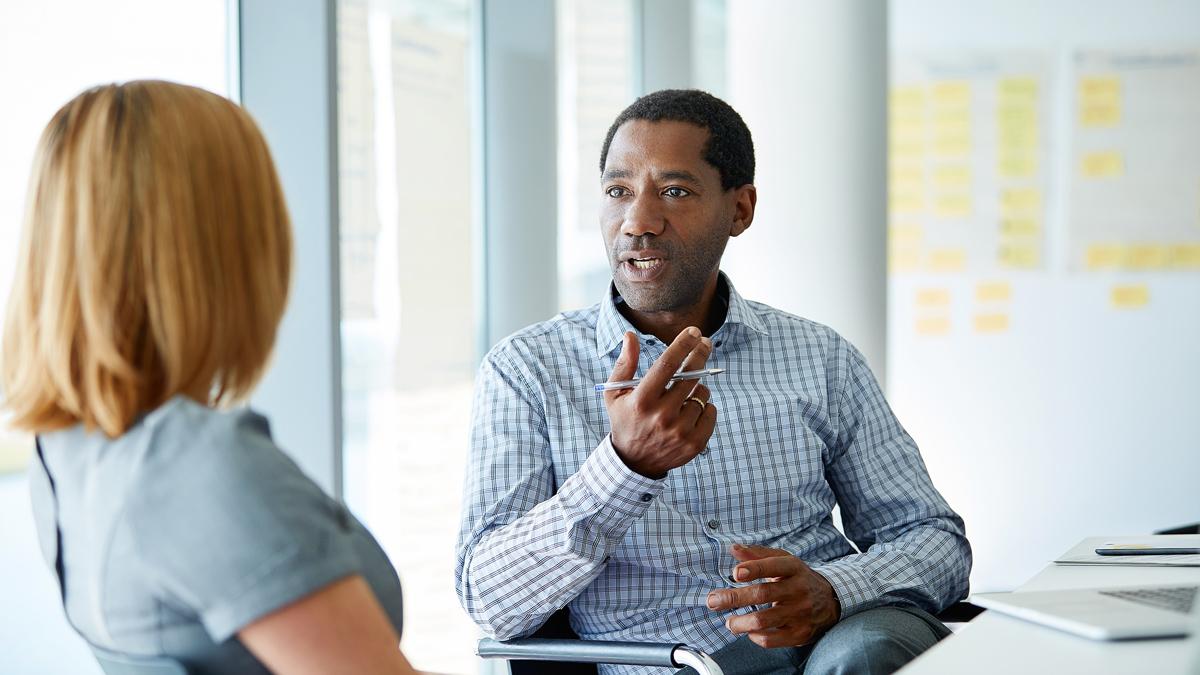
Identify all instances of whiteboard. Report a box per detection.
[888,0,1200,591]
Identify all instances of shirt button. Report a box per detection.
[639,493,653,503]
[707,519,719,530]
[699,447,708,456]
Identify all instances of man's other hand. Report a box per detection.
[603,327,717,479]
[706,544,842,648]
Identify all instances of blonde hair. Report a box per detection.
[2,80,292,438]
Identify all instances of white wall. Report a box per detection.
[890,0,1200,591]
[722,0,888,379]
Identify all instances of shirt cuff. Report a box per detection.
[809,557,879,618]
[567,435,665,535]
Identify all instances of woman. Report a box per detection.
[3,81,419,674]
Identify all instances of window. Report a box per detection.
[555,0,638,311]
[336,0,478,671]
[0,3,229,671]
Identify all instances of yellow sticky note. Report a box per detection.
[1000,216,1040,236]
[889,165,923,188]
[933,116,972,139]
[889,248,920,273]
[889,191,924,214]
[998,122,1038,150]
[998,153,1037,178]
[1086,244,1126,269]
[1169,244,1200,268]
[932,165,971,190]
[889,224,923,244]
[1080,103,1121,127]
[1078,77,1121,127]
[915,316,951,336]
[998,243,1040,269]
[1079,76,1121,102]
[1111,284,1149,309]
[915,288,951,308]
[932,136,971,157]
[976,282,1012,303]
[1001,187,1042,214]
[1127,244,1170,269]
[973,313,1010,334]
[890,86,924,110]
[1080,152,1124,178]
[998,77,1038,102]
[889,136,924,158]
[932,81,971,108]
[890,119,925,142]
[928,248,967,272]
[997,103,1037,126]
[935,193,972,219]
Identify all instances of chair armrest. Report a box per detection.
[477,638,723,674]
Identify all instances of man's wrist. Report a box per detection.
[610,438,667,479]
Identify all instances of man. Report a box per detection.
[456,89,971,674]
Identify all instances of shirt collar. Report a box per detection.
[594,272,770,357]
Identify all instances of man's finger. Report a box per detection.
[731,554,803,583]
[689,401,717,439]
[603,332,640,404]
[663,338,713,406]
[725,605,793,635]
[635,326,702,395]
[748,624,816,649]
[730,543,791,563]
[678,383,710,425]
[706,580,785,610]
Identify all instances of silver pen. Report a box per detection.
[594,368,725,392]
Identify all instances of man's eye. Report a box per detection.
[664,187,690,198]
[606,186,628,198]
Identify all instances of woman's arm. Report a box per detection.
[239,575,420,675]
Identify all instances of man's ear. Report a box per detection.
[729,184,757,237]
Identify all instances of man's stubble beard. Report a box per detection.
[611,231,730,313]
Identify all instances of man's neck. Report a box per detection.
[618,275,728,343]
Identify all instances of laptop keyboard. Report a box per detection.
[1099,586,1197,615]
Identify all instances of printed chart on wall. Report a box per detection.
[1070,49,1200,290]
[890,52,1054,337]
[887,1,1200,594]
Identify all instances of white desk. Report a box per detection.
[900,537,1200,674]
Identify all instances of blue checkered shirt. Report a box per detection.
[456,275,971,673]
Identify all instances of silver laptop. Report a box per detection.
[971,584,1197,640]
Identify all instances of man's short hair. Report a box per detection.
[599,88,755,190]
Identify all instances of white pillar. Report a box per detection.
[721,0,888,380]
[240,0,343,496]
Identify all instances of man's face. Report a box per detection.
[601,119,744,313]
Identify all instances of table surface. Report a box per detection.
[899,537,1200,674]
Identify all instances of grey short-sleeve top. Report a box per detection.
[29,396,403,673]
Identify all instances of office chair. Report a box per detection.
[91,646,189,675]
[477,607,721,674]
[477,600,983,675]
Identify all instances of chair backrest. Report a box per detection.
[92,647,189,675]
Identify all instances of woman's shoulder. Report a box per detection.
[137,397,291,484]
[125,397,322,543]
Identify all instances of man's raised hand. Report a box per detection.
[603,327,717,479]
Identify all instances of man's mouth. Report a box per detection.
[629,257,663,270]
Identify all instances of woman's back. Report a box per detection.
[31,396,403,672]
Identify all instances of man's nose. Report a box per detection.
[620,192,667,238]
